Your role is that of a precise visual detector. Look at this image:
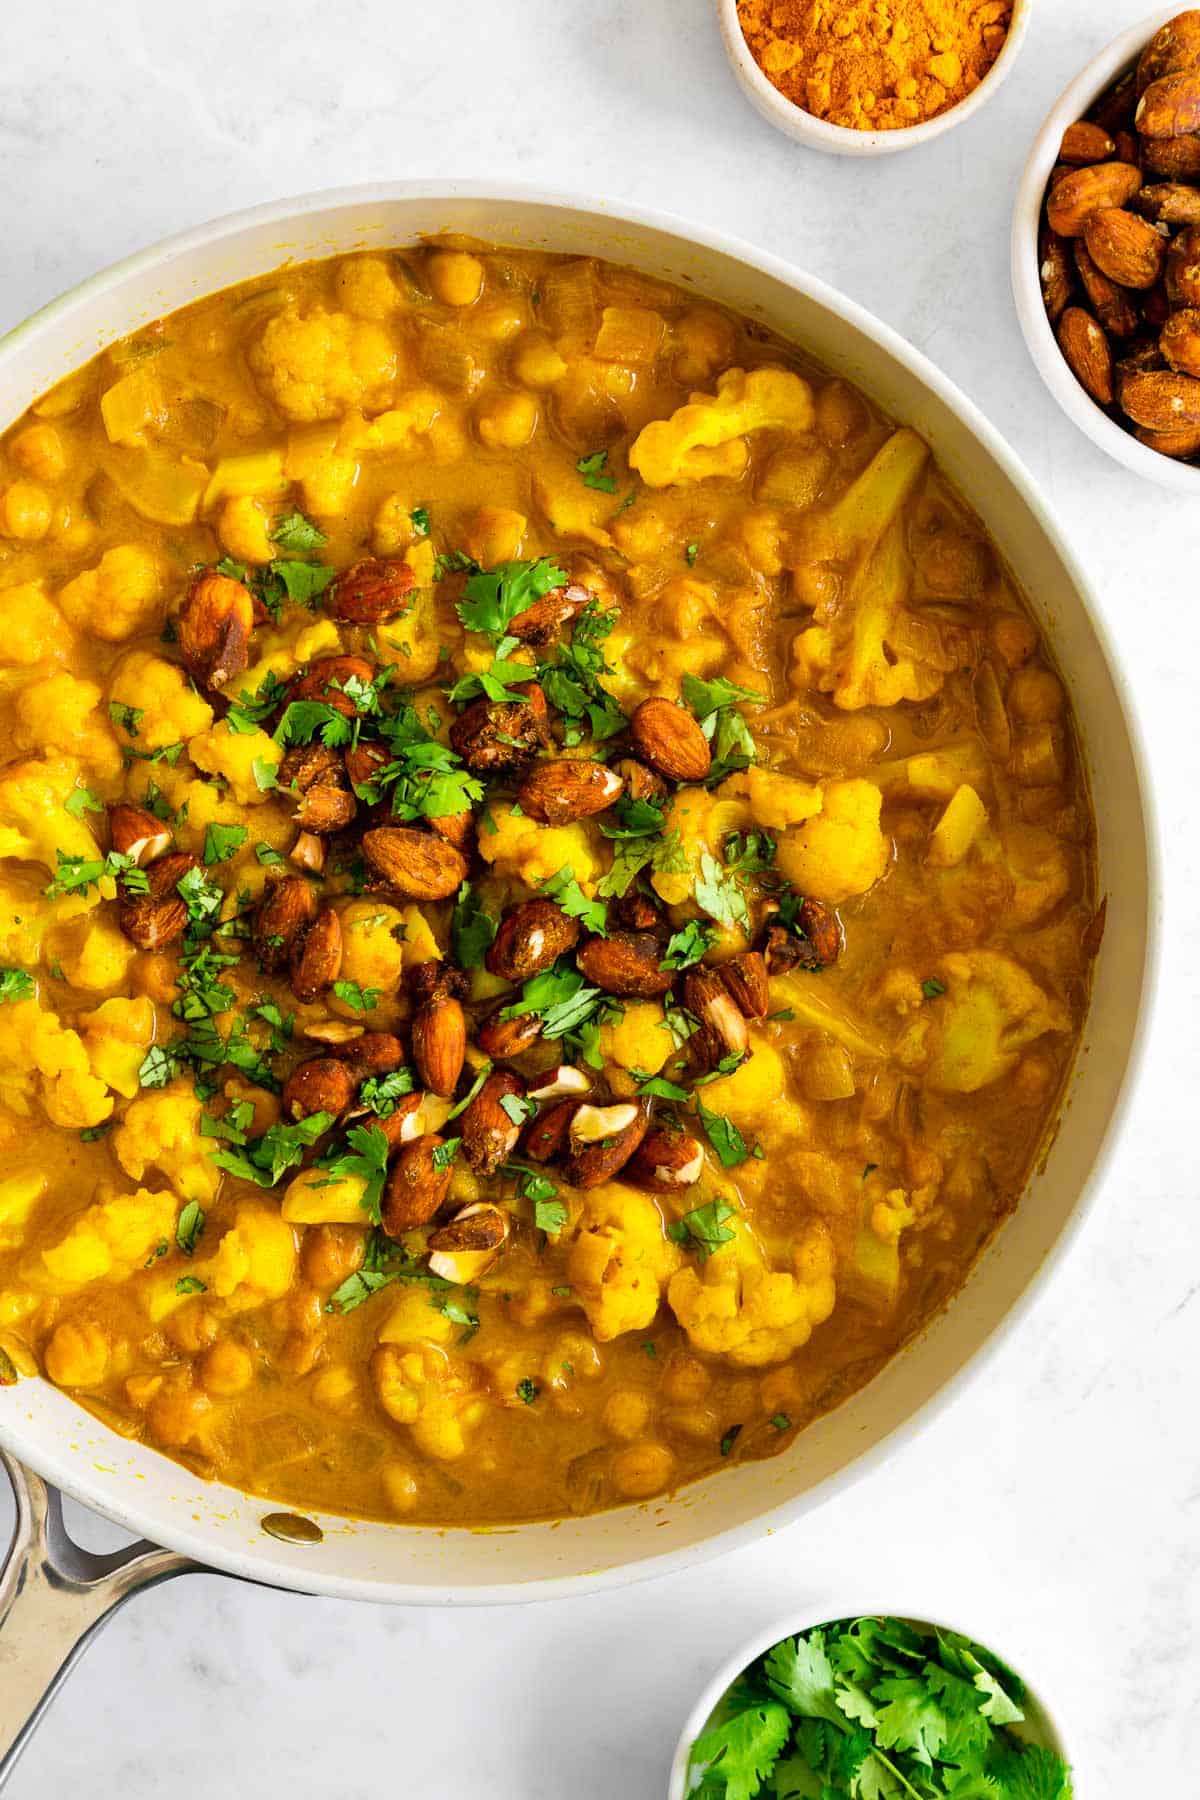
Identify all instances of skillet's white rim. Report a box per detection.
[0,180,1161,1605]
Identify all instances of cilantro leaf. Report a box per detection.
[990,1745,1072,1800]
[695,850,749,932]
[534,1196,568,1235]
[410,506,430,538]
[65,784,104,820]
[203,822,248,866]
[764,1631,846,1729]
[175,1200,206,1256]
[0,967,35,1004]
[667,1198,736,1261]
[457,558,568,642]
[689,1701,792,1800]
[660,919,712,971]
[682,673,765,718]
[540,867,607,935]
[576,449,616,493]
[871,1675,950,1767]
[452,881,498,969]
[319,1123,391,1224]
[332,979,381,1013]
[274,700,353,749]
[271,559,334,607]
[695,1095,750,1168]
[209,1113,334,1189]
[271,510,327,553]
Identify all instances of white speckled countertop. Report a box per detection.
[1,2,1196,1794]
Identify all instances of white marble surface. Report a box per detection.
[1,1,1196,1794]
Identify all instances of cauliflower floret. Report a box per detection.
[0,1170,48,1253]
[629,366,816,488]
[108,651,213,750]
[598,1001,672,1076]
[57,545,167,642]
[248,306,397,422]
[201,1204,297,1307]
[565,1182,681,1342]
[80,997,156,1098]
[371,1339,484,1462]
[0,996,112,1127]
[0,756,107,895]
[531,468,614,549]
[47,916,138,991]
[668,1216,836,1368]
[478,802,601,892]
[699,1037,786,1125]
[719,765,823,831]
[339,389,442,455]
[113,1083,220,1202]
[336,901,406,1006]
[188,719,282,804]
[31,1185,177,1291]
[0,583,75,665]
[13,671,121,779]
[775,778,890,904]
[895,950,1069,1094]
[235,616,342,702]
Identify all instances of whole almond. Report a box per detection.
[1113,128,1141,164]
[1138,11,1200,94]
[1120,366,1200,427]
[1073,241,1139,335]
[1161,306,1200,375]
[288,654,376,717]
[459,1069,527,1175]
[177,572,255,691]
[717,950,770,1020]
[325,556,415,623]
[1083,209,1167,289]
[427,1203,509,1255]
[376,1091,430,1154]
[362,826,467,902]
[562,1101,651,1189]
[507,579,591,644]
[1057,306,1115,405]
[475,1007,544,1061]
[449,682,550,774]
[517,759,624,826]
[1136,70,1200,139]
[1144,283,1173,328]
[282,1056,356,1121]
[1060,121,1116,165]
[682,968,751,1072]
[629,696,712,783]
[1046,162,1142,237]
[1089,68,1137,133]
[1134,180,1200,224]
[1039,224,1074,323]
[409,963,468,1098]
[576,931,671,998]
[333,1030,406,1075]
[485,898,580,983]
[253,875,319,971]
[625,1124,705,1194]
[523,1098,579,1164]
[429,809,474,852]
[1134,419,1200,455]
[1167,224,1200,304]
[291,906,343,1004]
[345,739,391,793]
[380,1135,452,1236]
[1142,134,1200,177]
[108,801,172,866]
[118,851,198,951]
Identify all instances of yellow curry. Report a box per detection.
[0,242,1097,1525]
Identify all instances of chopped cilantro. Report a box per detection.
[695,1096,750,1168]
[500,963,604,1041]
[536,601,626,746]
[274,700,353,750]
[722,829,776,874]
[635,1072,691,1101]
[209,1114,334,1189]
[720,1423,742,1457]
[668,1198,736,1260]
[64,784,104,821]
[694,850,749,932]
[175,1275,207,1296]
[359,1068,415,1117]
[203,822,248,866]
[318,1123,391,1223]
[255,842,286,868]
[681,673,765,718]
[79,1120,114,1143]
[451,881,497,969]
[456,557,568,643]
[540,867,607,935]
[0,967,35,1004]
[107,699,144,737]
[660,919,713,971]
[922,977,947,1000]
[271,510,327,553]
[685,540,700,566]
[410,506,430,537]
[175,1200,206,1256]
[771,1412,792,1430]
[252,757,279,792]
[332,979,381,1013]
[431,1138,461,1171]
[44,849,146,900]
[516,1377,539,1405]
[533,1196,568,1235]
[576,449,616,493]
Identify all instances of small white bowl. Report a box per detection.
[717,0,1032,157]
[1012,5,1200,493]
[667,1604,1074,1799]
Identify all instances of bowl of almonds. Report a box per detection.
[1013,6,1200,488]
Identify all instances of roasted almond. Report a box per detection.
[332,1030,406,1076]
[682,968,751,1073]
[345,739,391,793]
[562,1100,650,1189]
[380,1135,453,1236]
[1089,68,1137,133]
[1073,241,1139,336]
[718,950,770,1019]
[625,1124,705,1194]
[361,826,467,901]
[1134,419,1200,455]
[486,898,580,983]
[1045,162,1142,237]
[1119,365,1200,427]
[108,801,172,866]
[507,579,591,644]
[409,962,468,1097]
[427,1202,510,1283]
[612,756,668,805]
[523,1098,579,1164]
[528,1065,591,1102]
[1113,128,1141,164]
[1167,224,1200,304]
[279,742,356,834]
[517,759,624,826]
[429,809,475,852]
[459,1070,527,1175]
[1138,11,1200,93]
[1057,306,1114,406]
[449,681,550,774]
[761,897,842,973]
[475,1007,544,1062]
[629,696,711,783]
[290,906,343,1004]
[1161,306,1200,375]
[1060,121,1116,165]
[117,851,198,951]
[1082,209,1166,290]
[302,1018,365,1046]
[609,889,663,932]
[576,931,671,998]
[376,1091,430,1153]
[324,556,416,623]
[1136,70,1200,139]
[297,783,357,834]
[1134,180,1200,224]
[177,571,255,691]
[252,875,319,972]
[288,655,376,718]
[282,1056,356,1121]
[1142,133,1200,176]
[1143,284,1172,328]
[1039,224,1074,323]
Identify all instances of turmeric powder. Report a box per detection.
[735,0,1013,132]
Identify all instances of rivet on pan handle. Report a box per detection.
[0,1449,198,1790]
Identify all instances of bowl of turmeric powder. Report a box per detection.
[718,0,1030,155]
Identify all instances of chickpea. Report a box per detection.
[671,308,736,385]
[612,506,669,562]
[200,1339,254,1397]
[11,422,66,481]
[148,1380,212,1450]
[167,1304,219,1355]
[511,332,567,389]
[310,1364,358,1414]
[218,495,274,564]
[601,1389,652,1440]
[461,504,526,565]
[301,1223,366,1291]
[817,380,869,447]
[124,1372,164,1411]
[663,1404,720,1443]
[428,250,484,308]
[661,1352,712,1405]
[990,611,1037,668]
[381,1462,421,1514]
[372,493,416,556]
[1007,666,1065,725]
[44,1317,109,1388]
[132,951,179,1005]
[475,390,538,449]
[0,480,52,541]
[472,298,525,342]
[333,255,398,320]
[550,1333,603,1382]
[426,414,469,464]
[611,1439,675,1500]
[222,1077,280,1139]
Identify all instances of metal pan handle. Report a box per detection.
[0,1450,199,1791]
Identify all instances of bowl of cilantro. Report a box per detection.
[669,1610,1073,1799]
